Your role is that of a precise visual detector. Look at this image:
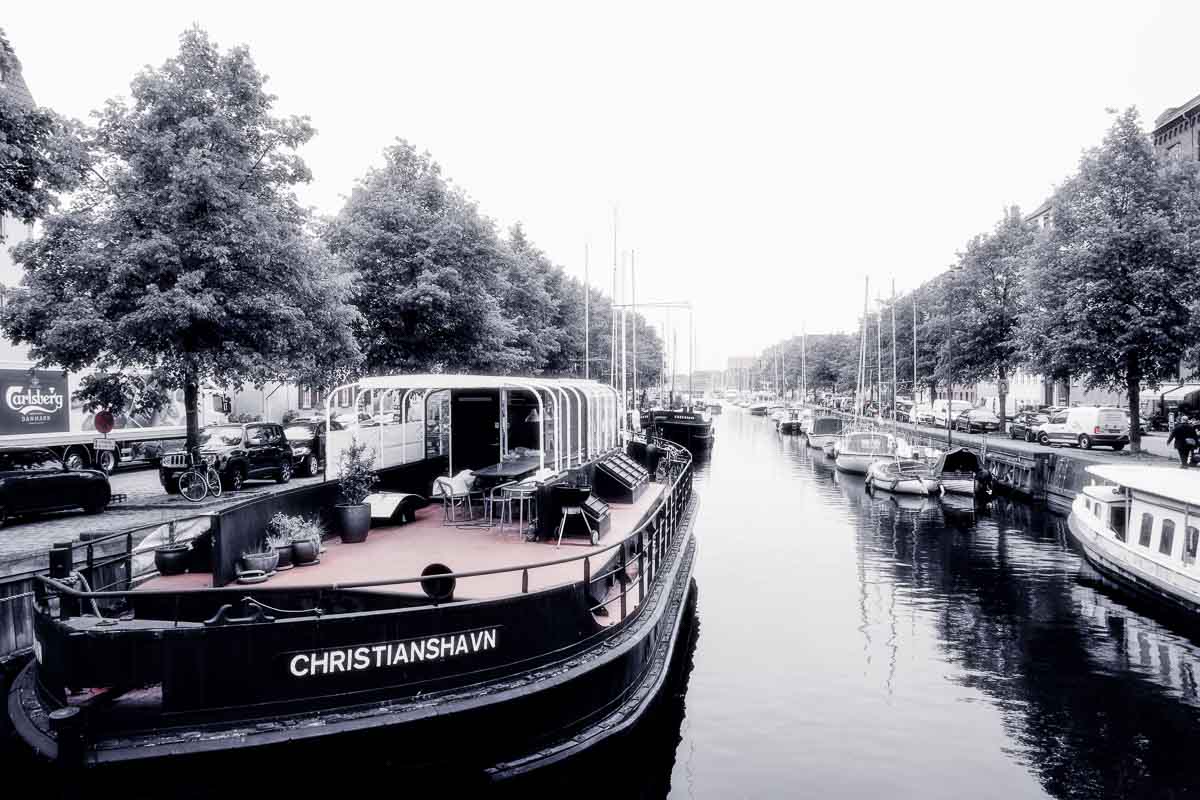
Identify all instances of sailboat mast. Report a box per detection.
[631,250,637,409]
[857,277,868,419]
[584,243,590,380]
[876,307,882,413]
[912,293,918,404]
[801,324,807,404]
[891,280,897,414]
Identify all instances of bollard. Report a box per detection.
[49,706,86,767]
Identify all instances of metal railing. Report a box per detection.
[37,440,695,627]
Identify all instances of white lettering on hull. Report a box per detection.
[288,626,502,678]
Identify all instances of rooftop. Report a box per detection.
[1086,464,1200,507]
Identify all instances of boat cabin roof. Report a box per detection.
[1086,464,1200,507]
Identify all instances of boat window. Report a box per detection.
[1094,502,1103,520]
[1084,499,1092,513]
[1160,520,1176,557]
[1139,513,1154,547]
[1110,507,1126,541]
[1185,526,1199,565]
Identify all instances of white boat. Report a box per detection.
[865,457,940,495]
[807,416,845,450]
[1068,464,1200,614]
[835,430,898,474]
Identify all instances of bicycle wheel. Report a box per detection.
[205,465,223,498]
[178,470,208,502]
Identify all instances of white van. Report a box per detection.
[931,400,973,427]
[1037,406,1129,450]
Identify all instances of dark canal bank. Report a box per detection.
[7,408,1200,798]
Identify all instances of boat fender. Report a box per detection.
[421,563,456,603]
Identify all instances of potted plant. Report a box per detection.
[291,516,324,566]
[154,521,190,576]
[240,542,279,575]
[336,439,377,544]
[267,514,294,571]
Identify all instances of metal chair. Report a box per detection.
[433,472,483,524]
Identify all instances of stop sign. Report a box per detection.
[94,411,115,434]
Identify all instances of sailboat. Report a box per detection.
[836,277,890,474]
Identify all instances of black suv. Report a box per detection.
[159,423,293,493]
[0,447,111,525]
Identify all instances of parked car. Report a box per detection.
[159,422,294,493]
[931,400,973,427]
[283,417,343,476]
[954,408,1001,433]
[914,405,937,425]
[1008,411,1049,442]
[894,400,915,423]
[0,447,110,525]
[333,411,372,427]
[1037,406,1129,450]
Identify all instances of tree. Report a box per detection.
[1,28,361,452]
[327,140,524,374]
[0,28,87,235]
[936,208,1038,430]
[1019,108,1200,453]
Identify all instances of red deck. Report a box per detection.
[145,483,666,603]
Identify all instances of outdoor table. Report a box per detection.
[473,456,541,490]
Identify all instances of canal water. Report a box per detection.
[7,408,1200,798]
[523,409,1200,799]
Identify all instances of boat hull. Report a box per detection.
[807,433,839,450]
[778,421,804,435]
[1067,504,1200,615]
[834,452,876,474]
[9,498,701,774]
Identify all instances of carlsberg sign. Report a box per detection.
[0,370,69,434]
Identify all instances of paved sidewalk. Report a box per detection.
[0,468,328,578]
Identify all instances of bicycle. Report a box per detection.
[178,447,224,502]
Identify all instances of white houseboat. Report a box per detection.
[1068,465,1200,614]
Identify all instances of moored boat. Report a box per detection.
[778,407,805,435]
[865,457,941,495]
[1067,464,1200,614]
[648,406,714,454]
[8,375,700,773]
[835,430,898,474]
[933,447,994,497]
[806,416,845,450]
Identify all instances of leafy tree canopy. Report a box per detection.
[0,27,88,235]
[1,28,361,448]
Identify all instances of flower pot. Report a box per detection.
[274,544,294,570]
[155,544,190,576]
[291,537,319,565]
[336,503,371,544]
[241,550,279,575]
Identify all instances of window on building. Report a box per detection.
[1160,519,1176,556]
[1185,526,1199,565]
[1139,513,1154,547]
[1167,141,1182,160]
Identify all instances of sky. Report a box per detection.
[3,1,1197,371]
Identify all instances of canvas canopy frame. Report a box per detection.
[325,375,622,476]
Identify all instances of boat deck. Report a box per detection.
[145,482,667,603]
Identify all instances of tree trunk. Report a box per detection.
[184,372,200,454]
[1127,353,1141,455]
[998,365,1007,435]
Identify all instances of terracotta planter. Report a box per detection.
[154,544,190,576]
[274,544,293,570]
[240,550,279,575]
[336,503,371,544]
[291,537,319,565]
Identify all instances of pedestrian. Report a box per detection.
[1167,415,1199,468]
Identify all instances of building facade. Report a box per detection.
[1152,94,1200,161]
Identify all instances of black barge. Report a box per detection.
[7,375,699,776]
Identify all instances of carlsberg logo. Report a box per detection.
[5,385,64,419]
